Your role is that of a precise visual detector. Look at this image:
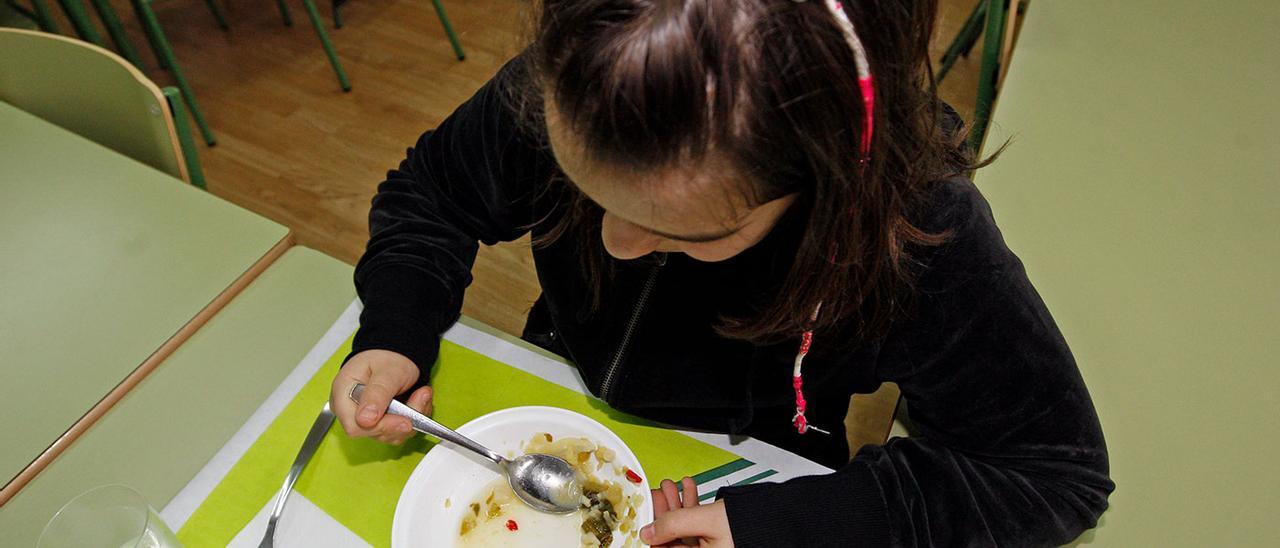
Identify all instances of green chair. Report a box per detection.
[127,0,353,147]
[8,1,101,48]
[86,0,147,69]
[1,1,35,28]
[4,0,59,32]
[330,0,465,60]
[5,0,147,70]
[53,1,103,45]
[0,28,207,188]
[935,0,1025,151]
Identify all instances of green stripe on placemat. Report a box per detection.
[695,469,779,502]
[690,458,754,485]
[178,337,740,547]
[730,469,778,486]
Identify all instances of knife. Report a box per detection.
[258,402,336,548]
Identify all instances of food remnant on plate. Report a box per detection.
[460,516,473,536]
[444,498,451,508]
[457,478,578,546]
[596,446,615,463]
[457,433,644,547]
[522,433,643,547]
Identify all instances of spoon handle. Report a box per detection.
[348,382,503,464]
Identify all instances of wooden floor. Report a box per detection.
[61,0,1008,454]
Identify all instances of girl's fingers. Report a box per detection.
[376,418,415,444]
[652,488,670,515]
[329,349,421,441]
[368,387,429,445]
[660,479,681,515]
[680,476,698,508]
[377,415,414,442]
[330,369,371,437]
[355,381,399,429]
[407,385,434,416]
[640,503,728,546]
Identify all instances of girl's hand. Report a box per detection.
[643,476,733,547]
[329,349,433,445]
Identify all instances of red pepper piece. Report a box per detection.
[506,519,518,531]
[625,468,643,484]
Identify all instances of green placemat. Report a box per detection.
[178,337,741,547]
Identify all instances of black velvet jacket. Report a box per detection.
[350,60,1113,546]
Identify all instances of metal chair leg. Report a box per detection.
[56,0,106,46]
[276,0,293,26]
[21,0,60,32]
[89,0,145,69]
[957,1,988,57]
[130,0,169,69]
[428,0,464,61]
[968,0,1009,152]
[936,0,987,82]
[201,0,229,30]
[332,0,345,28]
[301,0,351,91]
[134,0,217,145]
[163,87,208,190]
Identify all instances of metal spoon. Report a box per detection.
[348,382,582,514]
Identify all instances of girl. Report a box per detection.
[330,0,1113,545]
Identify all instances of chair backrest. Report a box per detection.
[0,28,190,183]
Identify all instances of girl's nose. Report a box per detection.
[601,212,663,260]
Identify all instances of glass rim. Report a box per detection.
[38,483,151,548]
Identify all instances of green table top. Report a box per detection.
[0,247,355,546]
[977,1,1279,545]
[0,102,289,487]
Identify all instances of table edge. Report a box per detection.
[0,234,296,507]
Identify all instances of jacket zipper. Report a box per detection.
[599,253,666,403]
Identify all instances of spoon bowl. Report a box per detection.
[502,453,582,514]
[348,383,582,514]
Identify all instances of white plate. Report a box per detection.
[391,406,654,548]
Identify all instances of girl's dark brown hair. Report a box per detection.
[519,0,981,345]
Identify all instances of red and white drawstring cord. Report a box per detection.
[791,0,876,436]
[792,304,830,435]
